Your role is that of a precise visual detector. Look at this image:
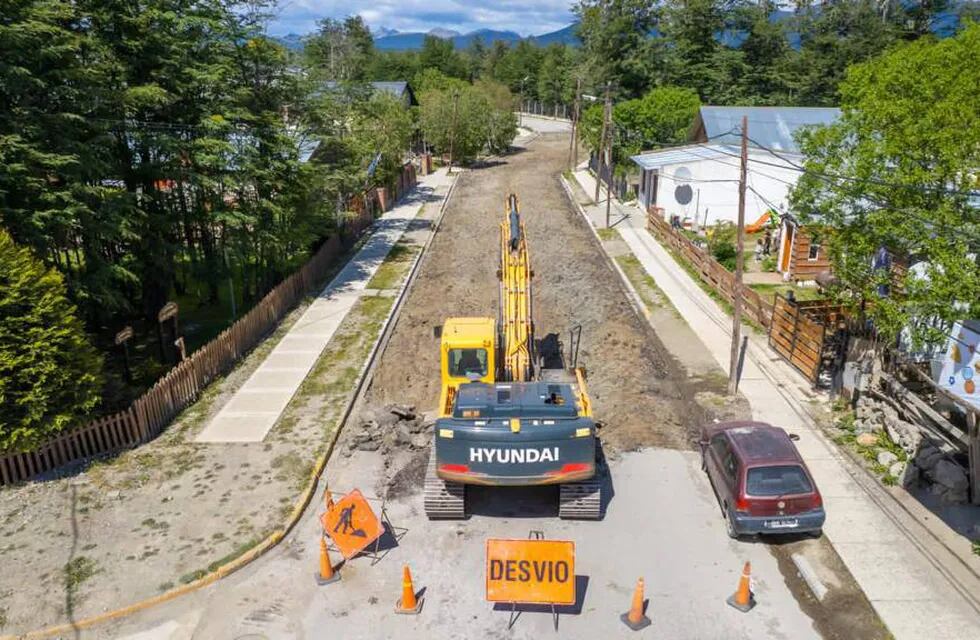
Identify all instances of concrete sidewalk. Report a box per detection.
[570,169,980,639]
[196,169,454,443]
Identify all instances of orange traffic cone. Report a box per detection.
[315,536,340,585]
[394,565,423,614]
[727,561,755,612]
[620,577,651,630]
[324,489,335,512]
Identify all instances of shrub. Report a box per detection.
[0,230,103,451]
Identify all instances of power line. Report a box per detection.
[741,133,980,198]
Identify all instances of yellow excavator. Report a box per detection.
[424,194,602,520]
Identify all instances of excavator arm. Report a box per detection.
[498,194,534,382]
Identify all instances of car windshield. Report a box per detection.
[448,348,488,378]
[746,465,813,496]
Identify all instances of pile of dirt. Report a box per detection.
[342,404,433,456]
[340,403,434,499]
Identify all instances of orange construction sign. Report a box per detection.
[320,489,383,559]
[486,539,576,605]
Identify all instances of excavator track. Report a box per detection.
[423,452,466,520]
[559,479,602,520]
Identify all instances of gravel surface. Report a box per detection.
[362,134,706,460]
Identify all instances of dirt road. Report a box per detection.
[364,134,700,455]
[94,129,848,640]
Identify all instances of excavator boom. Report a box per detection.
[499,194,533,382]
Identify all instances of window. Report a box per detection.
[807,242,821,261]
[746,465,813,496]
[448,348,488,378]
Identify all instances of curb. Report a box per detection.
[10,172,459,640]
[558,175,652,328]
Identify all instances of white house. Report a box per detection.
[632,106,840,229]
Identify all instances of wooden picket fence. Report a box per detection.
[0,164,418,486]
[647,208,774,328]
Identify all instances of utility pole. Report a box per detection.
[728,115,749,396]
[448,89,460,174]
[568,77,581,171]
[605,124,614,228]
[594,82,611,203]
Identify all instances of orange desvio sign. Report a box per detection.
[485,539,575,605]
[320,489,383,559]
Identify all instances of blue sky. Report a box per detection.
[267,0,576,36]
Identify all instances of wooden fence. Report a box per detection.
[0,163,418,486]
[647,208,773,328]
[768,296,846,383]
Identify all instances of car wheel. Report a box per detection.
[724,506,739,540]
[809,528,823,539]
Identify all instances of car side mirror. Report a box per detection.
[788,432,800,441]
[432,325,442,339]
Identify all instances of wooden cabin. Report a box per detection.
[777,215,832,283]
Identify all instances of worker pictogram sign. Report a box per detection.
[486,539,575,605]
[320,489,383,559]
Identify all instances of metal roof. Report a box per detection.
[630,144,738,171]
[320,80,416,104]
[694,106,840,154]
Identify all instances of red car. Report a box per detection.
[699,421,824,539]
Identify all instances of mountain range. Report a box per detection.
[271,24,579,52]
[273,6,969,53]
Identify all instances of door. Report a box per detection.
[779,223,795,273]
[707,434,734,505]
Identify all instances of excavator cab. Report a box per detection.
[437,317,496,417]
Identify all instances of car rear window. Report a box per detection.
[746,465,813,496]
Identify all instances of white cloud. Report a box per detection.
[266,0,575,36]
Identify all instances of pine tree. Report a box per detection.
[0,229,103,451]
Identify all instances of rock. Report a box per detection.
[390,404,416,420]
[395,423,413,446]
[888,461,905,478]
[897,462,919,488]
[877,450,899,466]
[930,459,968,492]
[942,487,969,504]
[410,433,430,450]
[914,446,943,472]
[856,432,878,447]
[355,439,381,452]
[884,417,922,455]
[407,417,427,434]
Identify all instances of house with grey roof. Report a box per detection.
[631,105,840,280]
[320,80,417,107]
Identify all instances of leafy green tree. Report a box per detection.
[738,5,794,104]
[419,79,516,162]
[790,24,980,344]
[419,35,467,79]
[574,0,659,98]
[0,229,103,451]
[305,15,375,81]
[613,86,701,157]
[536,45,573,107]
[787,1,899,105]
[660,0,747,103]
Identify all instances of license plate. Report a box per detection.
[765,519,799,529]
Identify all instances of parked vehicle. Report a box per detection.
[699,421,825,539]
